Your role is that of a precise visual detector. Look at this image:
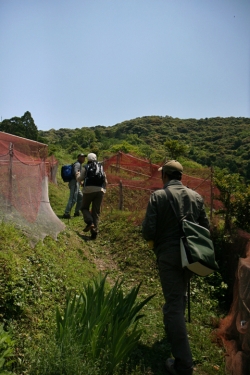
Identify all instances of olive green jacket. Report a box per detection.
[142,180,210,257]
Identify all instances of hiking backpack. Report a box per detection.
[84,161,105,187]
[61,163,76,182]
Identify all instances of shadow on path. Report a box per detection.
[125,336,171,375]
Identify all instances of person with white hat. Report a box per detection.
[76,153,107,240]
[142,160,209,375]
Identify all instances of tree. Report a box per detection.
[214,168,244,232]
[21,111,38,140]
[110,141,140,155]
[0,111,38,141]
[67,142,81,153]
[233,186,250,232]
[164,139,188,159]
[0,116,24,137]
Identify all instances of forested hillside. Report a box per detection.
[1,113,250,178]
[39,115,250,178]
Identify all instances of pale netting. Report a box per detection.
[0,131,65,246]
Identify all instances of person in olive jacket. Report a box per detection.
[142,160,209,375]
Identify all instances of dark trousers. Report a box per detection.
[158,248,193,375]
[81,191,104,231]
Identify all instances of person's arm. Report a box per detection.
[76,167,86,182]
[142,193,158,241]
[103,172,108,188]
[73,161,81,179]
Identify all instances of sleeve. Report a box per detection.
[76,167,86,182]
[73,161,81,177]
[104,172,108,186]
[142,193,158,241]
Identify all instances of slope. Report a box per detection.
[0,177,226,375]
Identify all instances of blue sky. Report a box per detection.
[1,0,250,131]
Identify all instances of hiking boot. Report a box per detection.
[90,228,98,240]
[166,358,193,375]
[74,212,80,217]
[83,223,95,232]
[63,213,71,219]
[90,232,97,240]
[166,358,178,375]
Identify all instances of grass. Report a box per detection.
[0,178,227,375]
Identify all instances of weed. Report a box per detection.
[0,324,15,374]
[54,274,155,375]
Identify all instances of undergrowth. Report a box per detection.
[0,180,227,375]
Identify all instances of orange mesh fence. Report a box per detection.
[0,132,64,245]
[46,154,59,184]
[0,131,48,160]
[103,151,222,211]
[0,132,58,223]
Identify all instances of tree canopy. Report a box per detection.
[2,113,250,179]
[38,115,250,178]
[0,111,38,141]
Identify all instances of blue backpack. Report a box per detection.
[61,163,76,182]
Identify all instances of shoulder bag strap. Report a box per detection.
[165,187,178,219]
[165,186,191,323]
[165,187,183,232]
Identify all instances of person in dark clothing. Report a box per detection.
[63,153,87,219]
[142,160,209,375]
[76,153,107,240]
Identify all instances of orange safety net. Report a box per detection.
[0,132,64,245]
[0,132,58,223]
[103,151,221,211]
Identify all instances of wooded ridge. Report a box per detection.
[1,113,250,178]
[39,115,250,178]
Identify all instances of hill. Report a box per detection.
[39,115,250,179]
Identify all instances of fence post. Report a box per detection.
[119,180,123,210]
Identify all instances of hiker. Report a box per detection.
[142,160,209,375]
[62,153,87,219]
[76,153,107,240]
